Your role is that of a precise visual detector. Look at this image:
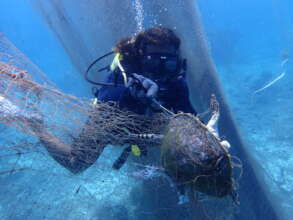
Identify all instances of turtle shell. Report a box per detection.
[161,113,233,197]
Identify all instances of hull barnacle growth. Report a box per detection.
[161,95,233,198]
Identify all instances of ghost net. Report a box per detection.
[0,45,169,173]
[0,35,239,220]
[0,35,171,219]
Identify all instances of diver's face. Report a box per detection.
[140,44,180,80]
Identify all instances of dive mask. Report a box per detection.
[140,53,182,79]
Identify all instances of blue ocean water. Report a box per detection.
[0,0,292,219]
[199,1,293,219]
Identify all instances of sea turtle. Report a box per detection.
[131,95,233,198]
[161,95,233,198]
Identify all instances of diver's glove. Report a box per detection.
[127,73,158,104]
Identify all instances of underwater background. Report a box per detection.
[0,0,292,220]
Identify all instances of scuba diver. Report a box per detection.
[89,26,197,170]
[1,26,196,175]
[0,26,198,205]
[0,27,237,206]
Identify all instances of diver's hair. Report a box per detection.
[134,26,180,54]
[114,37,134,56]
[114,37,137,66]
[114,26,180,60]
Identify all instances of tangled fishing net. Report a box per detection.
[0,34,170,171]
[0,35,240,220]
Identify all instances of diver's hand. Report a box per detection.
[127,73,158,103]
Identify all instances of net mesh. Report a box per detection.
[0,33,170,170]
[0,35,239,220]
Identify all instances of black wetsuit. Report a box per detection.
[97,68,196,115]
[96,66,197,170]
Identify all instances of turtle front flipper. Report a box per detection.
[207,94,220,138]
[207,95,231,149]
[220,140,231,149]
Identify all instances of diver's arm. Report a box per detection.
[98,69,130,102]
[98,71,149,114]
